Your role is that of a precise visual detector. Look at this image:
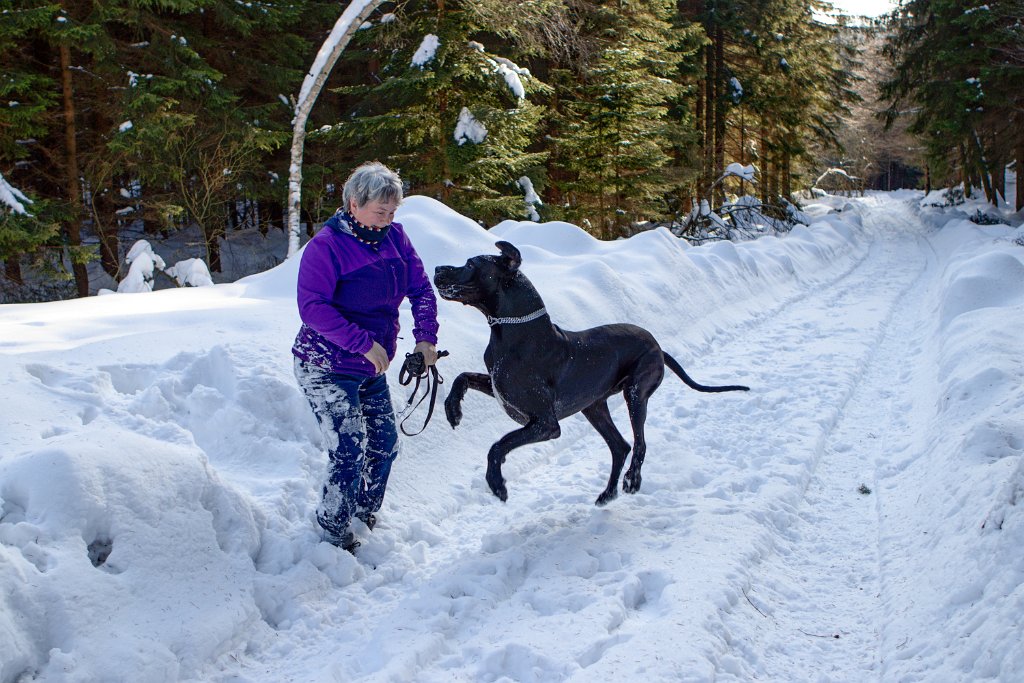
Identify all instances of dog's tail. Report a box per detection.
[664,353,750,393]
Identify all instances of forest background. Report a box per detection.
[1,0,1022,302]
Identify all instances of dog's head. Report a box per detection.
[433,241,522,310]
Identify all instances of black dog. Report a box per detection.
[433,241,749,505]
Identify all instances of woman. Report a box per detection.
[293,161,439,552]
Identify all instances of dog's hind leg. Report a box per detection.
[581,400,632,506]
[621,395,649,494]
[621,369,662,494]
[485,417,560,501]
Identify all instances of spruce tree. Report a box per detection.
[2,0,340,288]
[884,0,1024,200]
[327,0,550,225]
[546,0,686,238]
[0,1,63,282]
[711,0,852,204]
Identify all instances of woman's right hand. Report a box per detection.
[363,341,390,375]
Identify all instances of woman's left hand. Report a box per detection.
[414,341,439,367]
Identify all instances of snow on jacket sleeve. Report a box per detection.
[396,227,439,346]
[295,234,374,356]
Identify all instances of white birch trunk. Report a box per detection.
[287,0,384,257]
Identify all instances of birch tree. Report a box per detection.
[287,0,384,257]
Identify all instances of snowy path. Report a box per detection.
[711,199,937,682]
[199,198,948,682]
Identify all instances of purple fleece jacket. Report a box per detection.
[292,211,439,376]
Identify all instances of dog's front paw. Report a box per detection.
[444,396,463,428]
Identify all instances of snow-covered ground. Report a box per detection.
[1,191,1022,683]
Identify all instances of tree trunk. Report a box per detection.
[714,25,726,206]
[695,52,705,181]
[94,188,120,278]
[60,43,89,297]
[302,207,318,238]
[767,145,779,202]
[782,146,791,200]
[5,257,23,284]
[143,180,161,236]
[978,162,994,204]
[704,41,715,199]
[759,126,769,205]
[960,146,973,197]
[738,107,746,196]
[204,216,223,273]
[287,0,385,257]
[98,229,119,278]
[259,199,282,236]
[991,140,1005,205]
[970,132,994,203]
[1017,143,1024,211]
[271,199,286,232]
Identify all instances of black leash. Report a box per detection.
[397,349,449,436]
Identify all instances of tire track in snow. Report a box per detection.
[707,198,937,681]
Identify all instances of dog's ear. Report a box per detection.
[495,241,521,272]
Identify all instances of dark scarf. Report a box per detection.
[342,211,392,247]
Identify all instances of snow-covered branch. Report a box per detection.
[0,172,33,216]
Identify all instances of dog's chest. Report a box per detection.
[487,357,538,425]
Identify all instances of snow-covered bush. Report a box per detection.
[671,162,804,244]
[165,258,215,287]
[921,185,966,207]
[968,208,1006,226]
[812,168,862,197]
[115,240,213,292]
[674,194,801,244]
[117,240,166,293]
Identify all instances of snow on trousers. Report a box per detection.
[295,358,399,537]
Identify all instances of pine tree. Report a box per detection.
[2,0,340,289]
[0,0,108,295]
[326,0,550,225]
[0,1,64,283]
[883,0,1024,201]
[699,0,853,205]
[545,0,687,238]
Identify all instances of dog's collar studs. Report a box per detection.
[486,307,548,327]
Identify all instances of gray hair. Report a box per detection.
[342,161,403,209]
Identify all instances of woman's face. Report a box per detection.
[350,198,399,229]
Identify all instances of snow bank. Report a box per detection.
[2,192,1022,681]
[486,197,865,351]
[0,431,261,682]
[876,218,1024,680]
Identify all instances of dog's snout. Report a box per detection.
[434,265,455,285]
